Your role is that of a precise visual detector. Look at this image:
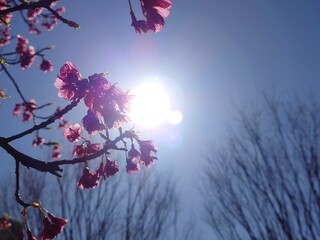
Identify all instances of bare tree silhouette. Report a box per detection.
[0,164,182,239]
[200,95,320,239]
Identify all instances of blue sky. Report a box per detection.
[1,0,320,238]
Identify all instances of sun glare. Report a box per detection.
[129,81,171,128]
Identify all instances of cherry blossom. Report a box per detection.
[140,0,172,32]
[32,136,45,147]
[63,123,83,142]
[55,62,87,100]
[82,110,104,135]
[39,59,54,73]
[0,27,10,47]
[52,144,61,160]
[77,167,100,189]
[40,213,67,240]
[138,140,158,167]
[104,159,120,178]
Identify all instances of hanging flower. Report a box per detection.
[138,140,158,167]
[40,213,67,240]
[104,159,120,178]
[63,123,83,142]
[82,110,104,135]
[77,167,100,189]
[32,136,45,147]
[39,59,54,73]
[140,0,172,32]
[54,62,87,100]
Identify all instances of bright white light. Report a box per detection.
[129,81,170,128]
[167,110,183,125]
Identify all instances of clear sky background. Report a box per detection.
[1,0,320,238]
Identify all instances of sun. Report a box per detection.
[129,81,171,128]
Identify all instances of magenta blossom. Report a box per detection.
[52,144,61,160]
[72,141,100,158]
[0,0,13,26]
[77,167,100,189]
[32,136,45,147]
[54,62,87,100]
[12,103,21,116]
[138,140,158,167]
[140,0,172,32]
[40,213,67,240]
[104,159,120,178]
[0,27,10,47]
[40,59,54,73]
[63,123,83,142]
[22,99,37,122]
[126,160,140,174]
[82,110,104,135]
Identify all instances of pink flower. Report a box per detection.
[27,8,43,20]
[138,140,158,167]
[42,7,65,31]
[20,46,36,70]
[72,145,86,158]
[72,141,100,158]
[0,27,11,47]
[40,213,67,240]
[128,144,141,161]
[52,144,61,160]
[82,110,104,135]
[126,161,140,174]
[32,136,45,147]
[104,159,120,178]
[140,0,172,32]
[55,62,87,100]
[63,123,83,142]
[39,59,54,73]
[12,103,21,116]
[84,73,110,109]
[22,99,37,122]
[0,0,13,26]
[77,167,100,189]
[16,35,36,69]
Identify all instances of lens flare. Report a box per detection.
[129,81,170,128]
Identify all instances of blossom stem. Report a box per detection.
[15,160,31,208]
[6,98,81,142]
[128,0,133,13]
[1,63,27,103]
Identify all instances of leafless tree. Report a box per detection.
[200,95,320,240]
[0,163,183,239]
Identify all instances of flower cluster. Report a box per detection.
[12,99,37,122]
[0,0,13,26]
[16,35,36,70]
[55,62,132,130]
[77,159,120,189]
[0,26,10,47]
[39,59,54,73]
[26,1,65,34]
[53,62,158,187]
[19,205,67,240]
[130,0,172,34]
